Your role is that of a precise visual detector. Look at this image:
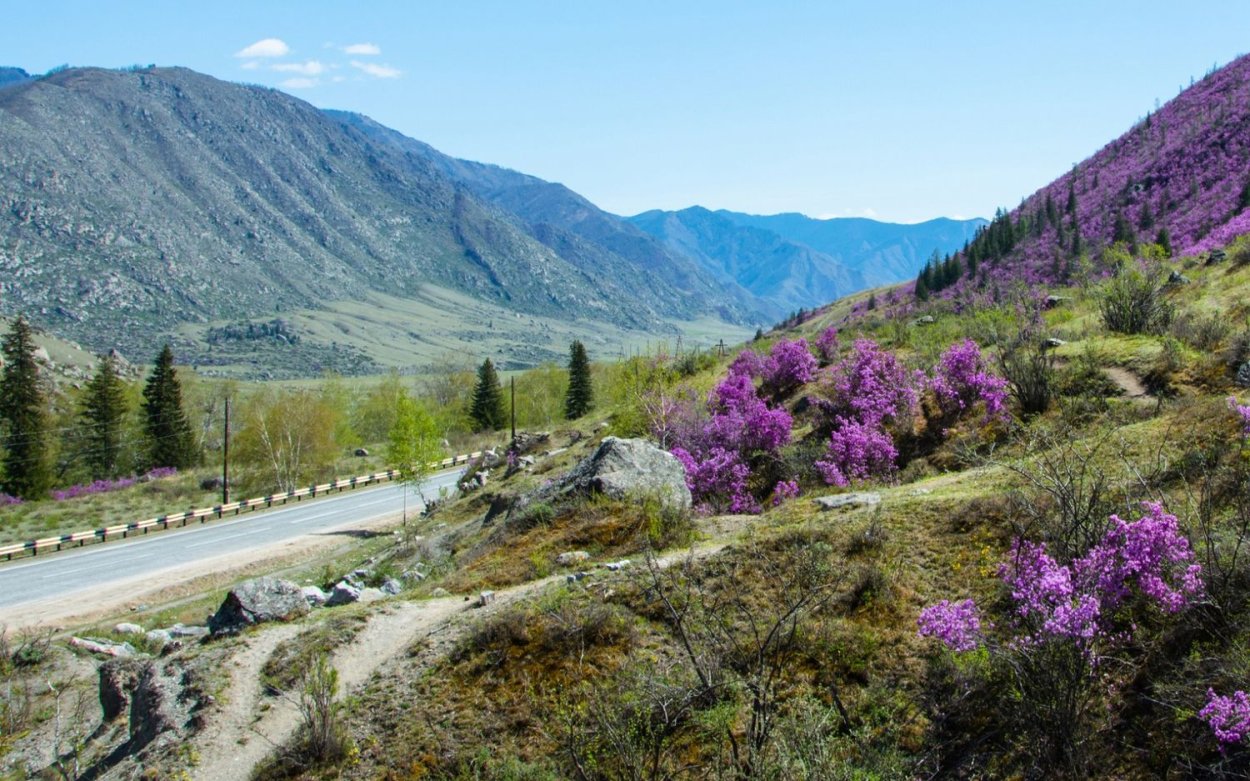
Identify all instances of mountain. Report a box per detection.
[628,207,984,313]
[325,111,773,323]
[0,66,760,376]
[914,54,1250,301]
[0,67,30,89]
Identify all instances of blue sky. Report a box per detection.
[3,1,1248,223]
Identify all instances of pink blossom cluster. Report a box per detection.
[50,467,178,502]
[929,339,1010,424]
[921,503,1203,653]
[917,599,983,652]
[671,446,757,514]
[814,326,840,364]
[815,339,918,486]
[1228,396,1250,435]
[759,338,817,397]
[0,493,22,507]
[771,479,800,507]
[1201,688,1250,751]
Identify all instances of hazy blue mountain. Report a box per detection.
[0,67,30,89]
[628,207,986,312]
[325,110,774,322]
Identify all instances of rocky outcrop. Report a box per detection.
[99,659,145,721]
[207,576,309,635]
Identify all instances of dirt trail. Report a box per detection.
[1103,366,1150,398]
[190,544,727,781]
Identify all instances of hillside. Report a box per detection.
[0,66,761,376]
[915,53,1250,301]
[630,206,984,313]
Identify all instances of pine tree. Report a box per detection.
[141,344,197,470]
[81,353,129,479]
[469,358,505,432]
[1156,227,1173,258]
[914,272,930,301]
[564,341,594,420]
[0,316,52,499]
[1066,183,1078,216]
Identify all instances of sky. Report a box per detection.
[3,1,1248,224]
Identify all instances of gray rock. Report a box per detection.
[402,567,426,582]
[518,455,535,468]
[70,636,135,658]
[354,447,369,457]
[145,629,172,647]
[912,315,936,326]
[380,578,403,596]
[1044,295,1069,308]
[555,550,591,566]
[604,559,632,572]
[511,431,550,454]
[99,658,144,721]
[430,587,452,597]
[814,493,882,511]
[1167,270,1190,285]
[544,447,568,458]
[129,662,186,750]
[1208,249,1228,264]
[301,585,328,606]
[325,581,362,607]
[167,624,209,639]
[114,622,145,636]
[1238,362,1250,389]
[478,590,496,607]
[565,571,591,584]
[207,576,309,635]
[482,449,504,468]
[360,587,386,603]
[351,568,370,580]
[1042,338,1067,350]
[199,476,224,491]
[515,437,691,518]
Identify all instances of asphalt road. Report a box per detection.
[0,469,463,613]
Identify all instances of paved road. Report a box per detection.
[0,469,462,612]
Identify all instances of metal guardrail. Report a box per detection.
[0,451,483,561]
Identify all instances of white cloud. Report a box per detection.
[235,38,290,58]
[280,77,318,89]
[350,60,401,78]
[271,60,326,76]
[343,42,381,55]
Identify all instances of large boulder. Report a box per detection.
[516,437,691,518]
[207,576,309,635]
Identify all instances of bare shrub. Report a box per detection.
[1098,262,1175,335]
[998,338,1056,417]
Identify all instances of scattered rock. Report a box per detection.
[199,476,224,491]
[402,567,426,582]
[380,578,403,596]
[912,315,936,326]
[99,658,145,721]
[354,447,369,457]
[114,622,145,636]
[166,624,209,639]
[556,550,591,566]
[145,629,172,648]
[544,447,568,458]
[70,636,135,658]
[814,493,882,511]
[478,590,496,607]
[326,581,362,607]
[604,559,632,572]
[430,587,451,598]
[1238,362,1250,389]
[1208,249,1228,264]
[301,586,328,607]
[1167,270,1190,285]
[1044,295,1069,308]
[511,431,550,455]
[359,587,386,603]
[1042,338,1067,350]
[207,576,309,635]
[594,421,610,431]
[518,455,535,468]
[909,488,933,496]
[482,449,504,469]
[565,571,591,584]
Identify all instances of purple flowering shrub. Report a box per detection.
[920,502,1202,656]
[814,327,839,365]
[50,468,179,502]
[815,416,899,487]
[759,338,817,398]
[927,339,1010,428]
[1202,689,1250,751]
[660,359,793,514]
[1228,396,1250,436]
[771,479,800,507]
[917,599,983,652]
[0,493,22,507]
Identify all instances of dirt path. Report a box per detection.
[190,543,728,781]
[1103,366,1150,398]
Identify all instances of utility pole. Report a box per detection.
[510,376,516,444]
[222,396,230,505]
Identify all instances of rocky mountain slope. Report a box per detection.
[0,66,763,372]
[630,206,984,313]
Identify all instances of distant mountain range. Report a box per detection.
[629,207,984,313]
[0,65,980,375]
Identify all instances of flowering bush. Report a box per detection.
[0,493,22,507]
[760,338,817,397]
[814,326,839,364]
[922,502,1203,655]
[824,339,918,428]
[672,446,757,514]
[1201,689,1250,751]
[1228,396,1250,436]
[815,416,899,487]
[50,468,178,502]
[771,479,800,507]
[929,339,1009,425]
[917,599,983,652]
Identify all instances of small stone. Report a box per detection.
[1167,270,1190,285]
[813,493,881,511]
[555,550,591,566]
[114,622,145,636]
[354,448,369,457]
[167,624,210,639]
[912,315,936,326]
[430,587,451,598]
[604,559,632,572]
[478,590,496,607]
[301,586,328,607]
[359,587,386,603]
[326,581,362,607]
[145,629,172,647]
[380,578,403,596]
[1042,338,1067,350]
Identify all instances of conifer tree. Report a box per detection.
[1155,227,1173,258]
[469,358,505,432]
[0,316,52,499]
[141,344,197,470]
[81,353,128,479]
[564,341,594,420]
